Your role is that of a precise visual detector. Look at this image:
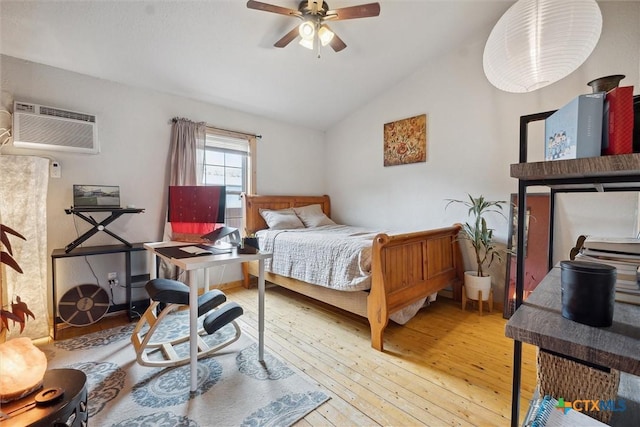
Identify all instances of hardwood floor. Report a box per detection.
[230,284,537,426]
[54,283,537,426]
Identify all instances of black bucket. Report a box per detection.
[560,260,616,327]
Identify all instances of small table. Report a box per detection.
[144,241,273,392]
[0,369,87,427]
[64,207,144,252]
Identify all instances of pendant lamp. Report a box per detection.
[483,0,602,93]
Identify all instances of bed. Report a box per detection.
[240,194,464,351]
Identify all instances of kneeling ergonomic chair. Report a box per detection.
[131,278,244,367]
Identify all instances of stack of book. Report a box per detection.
[574,236,640,305]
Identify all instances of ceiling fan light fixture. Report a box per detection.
[318,25,334,46]
[299,37,314,50]
[483,0,602,93]
[246,1,381,53]
[298,21,315,40]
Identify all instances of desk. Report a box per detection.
[144,242,272,392]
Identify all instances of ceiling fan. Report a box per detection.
[246,0,381,53]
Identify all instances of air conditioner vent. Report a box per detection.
[13,101,99,154]
[39,106,96,123]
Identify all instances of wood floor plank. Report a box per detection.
[241,314,426,426]
[242,287,529,402]
[227,284,537,426]
[241,311,476,426]
[238,296,497,423]
[61,282,537,426]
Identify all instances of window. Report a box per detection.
[202,127,256,231]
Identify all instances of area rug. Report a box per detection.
[39,311,329,427]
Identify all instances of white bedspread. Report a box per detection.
[257,225,378,291]
[256,225,436,324]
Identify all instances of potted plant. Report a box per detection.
[446,194,507,302]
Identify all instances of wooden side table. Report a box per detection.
[0,369,87,427]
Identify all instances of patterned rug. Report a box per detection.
[39,311,329,426]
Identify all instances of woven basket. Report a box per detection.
[537,349,620,424]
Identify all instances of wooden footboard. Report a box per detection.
[368,225,463,351]
[240,194,463,351]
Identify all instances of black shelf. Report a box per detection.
[52,242,146,258]
[51,242,149,339]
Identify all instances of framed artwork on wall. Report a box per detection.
[503,193,551,318]
[383,114,427,166]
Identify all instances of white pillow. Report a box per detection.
[293,204,335,227]
[259,208,305,230]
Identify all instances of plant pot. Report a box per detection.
[464,271,492,301]
[587,74,625,93]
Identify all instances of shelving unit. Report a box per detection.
[51,243,150,339]
[507,112,640,426]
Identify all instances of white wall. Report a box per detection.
[1,55,324,311]
[324,2,640,304]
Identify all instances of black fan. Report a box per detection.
[247,0,381,52]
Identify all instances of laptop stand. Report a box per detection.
[64,207,144,253]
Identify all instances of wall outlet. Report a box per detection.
[50,161,61,178]
[107,272,117,280]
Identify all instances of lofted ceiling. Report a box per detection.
[0,1,515,131]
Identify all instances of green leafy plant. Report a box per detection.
[1,223,34,333]
[446,194,507,277]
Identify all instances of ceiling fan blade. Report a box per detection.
[246,0,300,18]
[326,2,380,21]
[329,31,347,52]
[274,26,299,48]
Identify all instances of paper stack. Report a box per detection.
[574,236,640,305]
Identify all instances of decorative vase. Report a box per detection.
[587,74,625,93]
[464,271,492,301]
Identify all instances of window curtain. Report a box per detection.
[161,118,206,278]
[169,118,205,186]
[0,155,49,340]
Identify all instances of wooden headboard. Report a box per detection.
[241,194,331,236]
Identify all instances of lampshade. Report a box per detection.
[318,25,335,47]
[0,337,48,403]
[483,0,602,93]
[298,21,315,40]
[299,37,314,50]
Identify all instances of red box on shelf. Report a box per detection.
[602,86,634,155]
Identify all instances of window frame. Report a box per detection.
[202,127,257,229]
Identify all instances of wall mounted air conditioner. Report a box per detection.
[13,101,99,154]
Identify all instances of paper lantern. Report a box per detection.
[483,0,602,93]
